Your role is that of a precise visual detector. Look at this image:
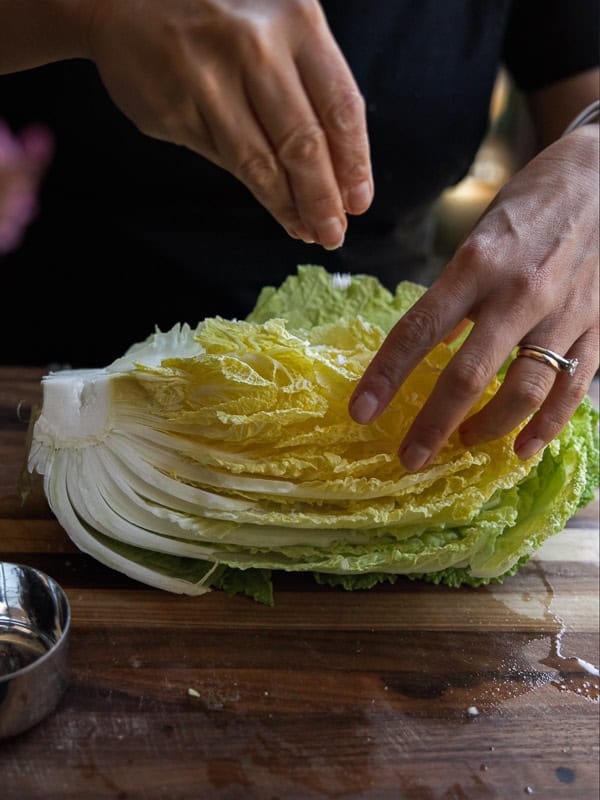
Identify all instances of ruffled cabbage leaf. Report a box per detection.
[28,265,599,602]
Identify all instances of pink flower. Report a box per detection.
[0,122,54,255]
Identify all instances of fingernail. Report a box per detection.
[316,217,345,250]
[350,390,380,424]
[400,442,431,472]
[516,437,545,461]
[345,180,372,214]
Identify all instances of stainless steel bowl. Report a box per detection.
[0,562,70,739]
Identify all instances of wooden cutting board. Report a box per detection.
[0,367,598,800]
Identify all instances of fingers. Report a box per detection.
[349,114,597,472]
[192,68,310,241]
[295,34,372,217]
[458,352,558,450]
[242,54,348,249]
[245,38,364,249]
[457,332,568,449]
[195,1,371,249]
[89,0,371,247]
[395,315,530,472]
[513,331,598,460]
[192,51,349,249]
[349,267,477,425]
[349,266,595,473]
[364,304,596,473]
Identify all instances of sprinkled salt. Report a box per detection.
[332,272,352,289]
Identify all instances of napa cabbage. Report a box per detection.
[28,265,599,603]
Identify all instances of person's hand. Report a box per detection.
[83,0,372,249]
[0,122,54,255]
[349,124,599,470]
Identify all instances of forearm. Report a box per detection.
[526,67,599,150]
[0,0,90,74]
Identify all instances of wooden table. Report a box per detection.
[0,367,598,800]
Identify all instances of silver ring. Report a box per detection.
[517,344,579,377]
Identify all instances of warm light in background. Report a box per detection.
[435,69,516,255]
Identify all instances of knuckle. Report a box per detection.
[512,375,549,410]
[347,160,371,183]
[535,409,568,441]
[237,151,279,191]
[399,306,442,351]
[450,353,493,400]
[372,361,398,394]
[240,26,276,68]
[325,89,366,135]
[509,269,543,301]
[456,239,490,271]
[305,190,343,218]
[456,237,502,287]
[278,123,326,167]
[369,358,403,398]
[411,422,446,449]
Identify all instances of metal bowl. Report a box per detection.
[0,562,70,739]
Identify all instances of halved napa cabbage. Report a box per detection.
[28,265,599,603]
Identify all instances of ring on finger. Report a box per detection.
[516,344,579,377]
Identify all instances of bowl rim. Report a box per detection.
[0,561,71,684]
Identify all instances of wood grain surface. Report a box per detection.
[0,368,598,800]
